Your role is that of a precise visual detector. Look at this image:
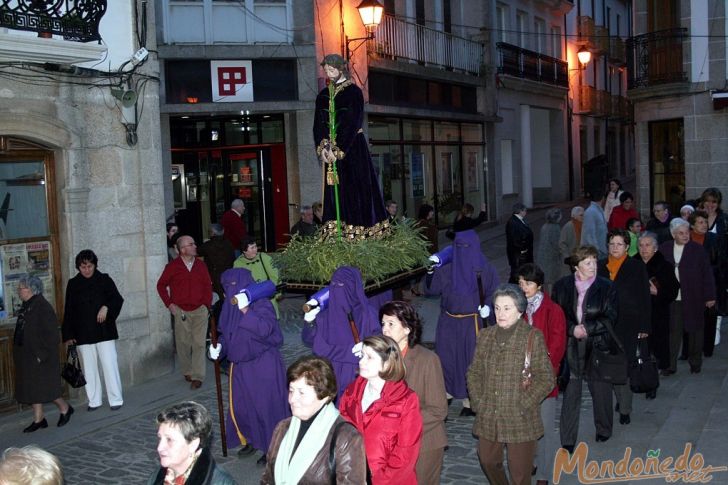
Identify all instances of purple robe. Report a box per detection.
[367,289,393,312]
[312,266,381,399]
[313,81,387,228]
[426,230,500,398]
[218,268,290,452]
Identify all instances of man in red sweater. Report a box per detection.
[156,235,213,389]
[221,199,246,255]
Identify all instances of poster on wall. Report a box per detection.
[211,60,254,102]
[0,241,53,319]
[410,152,425,198]
[466,152,479,193]
[439,152,453,193]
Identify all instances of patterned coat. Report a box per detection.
[467,319,553,443]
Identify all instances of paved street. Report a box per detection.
[1,205,728,484]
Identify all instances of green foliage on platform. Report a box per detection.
[274,219,430,284]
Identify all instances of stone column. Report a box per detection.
[520,104,533,208]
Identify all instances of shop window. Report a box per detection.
[434,121,459,142]
[260,118,284,143]
[649,119,684,214]
[461,123,483,142]
[403,119,432,142]
[368,117,399,141]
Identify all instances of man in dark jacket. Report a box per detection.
[505,202,534,283]
[646,201,673,244]
[290,205,318,238]
[197,223,235,301]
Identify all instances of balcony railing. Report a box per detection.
[578,16,595,47]
[627,28,688,89]
[496,42,568,88]
[594,25,609,53]
[0,0,106,43]
[373,14,484,75]
[610,95,631,120]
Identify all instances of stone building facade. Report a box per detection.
[0,1,170,410]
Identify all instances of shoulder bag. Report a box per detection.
[628,338,659,393]
[61,345,87,388]
[521,329,535,390]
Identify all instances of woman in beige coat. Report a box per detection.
[467,284,553,485]
[380,300,448,484]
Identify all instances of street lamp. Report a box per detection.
[577,46,592,68]
[346,0,384,60]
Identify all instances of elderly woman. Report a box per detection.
[559,206,585,276]
[149,401,236,484]
[426,229,500,416]
[552,246,618,449]
[13,276,73,432]
[598,229,651,425]
[636,232,679,393]
[262,356,366,484]
[0,446,63,485]
[689,210,725,357]
[660,218,716,375]
[467,284,553,485]
[339,335,423,484]
[209,268,289,464]
[680,204,695,221]
[536,208,563,290]
[515,264,566,484]
[62,250,125,411]
[380,301,447,484]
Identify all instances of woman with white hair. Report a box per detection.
[13,275,73,432]
[659,218,715,375]
[0,446,63,485]
[558,206,585,276]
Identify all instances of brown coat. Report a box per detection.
[404,344,448,452]
[467,319,553,443]
[13,294,63,404]
[261,415,366,485]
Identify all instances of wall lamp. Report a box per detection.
[577,46,592,68]
[345,0,384,60]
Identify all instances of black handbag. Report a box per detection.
[61,345,87,388]
[629,338,660,393]
[588,321,628,384]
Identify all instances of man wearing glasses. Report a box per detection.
[157,235,212,389]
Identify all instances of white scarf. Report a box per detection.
[274,401,340,484]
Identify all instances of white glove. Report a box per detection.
[478,304,491,319]
[304,306,321,323]
[428,254,440,266]
[208,343,222,360]
[212,292,220,305]
[234,291,250,310]
[352,342,364,359]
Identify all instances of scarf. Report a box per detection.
[691,231,705,245]
[163,448,201,485]
[606,254,627,281]
[525,292,544,326]
[274,401,339,484]
[575,274,596,325]
[573,218,583,244]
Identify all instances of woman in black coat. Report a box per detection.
[635,232,679,383]
[598,229,651,425]
[552,245,618,449]
[62,250,124,411]
[13,275,74,432]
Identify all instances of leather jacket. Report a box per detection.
[551,275,619,377]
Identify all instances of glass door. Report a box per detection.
[226,149,274,251]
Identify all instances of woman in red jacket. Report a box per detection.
[339,335,423,484]
[516,264,567,485]
[608,192,639,230]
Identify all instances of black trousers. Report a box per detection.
[560,372,613,446]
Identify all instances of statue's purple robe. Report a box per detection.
[313,80,387,228]
[426,230,499,398]
[218,268,290,452]
[312,266,381,399]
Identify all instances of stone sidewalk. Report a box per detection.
[2,203,727,484]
